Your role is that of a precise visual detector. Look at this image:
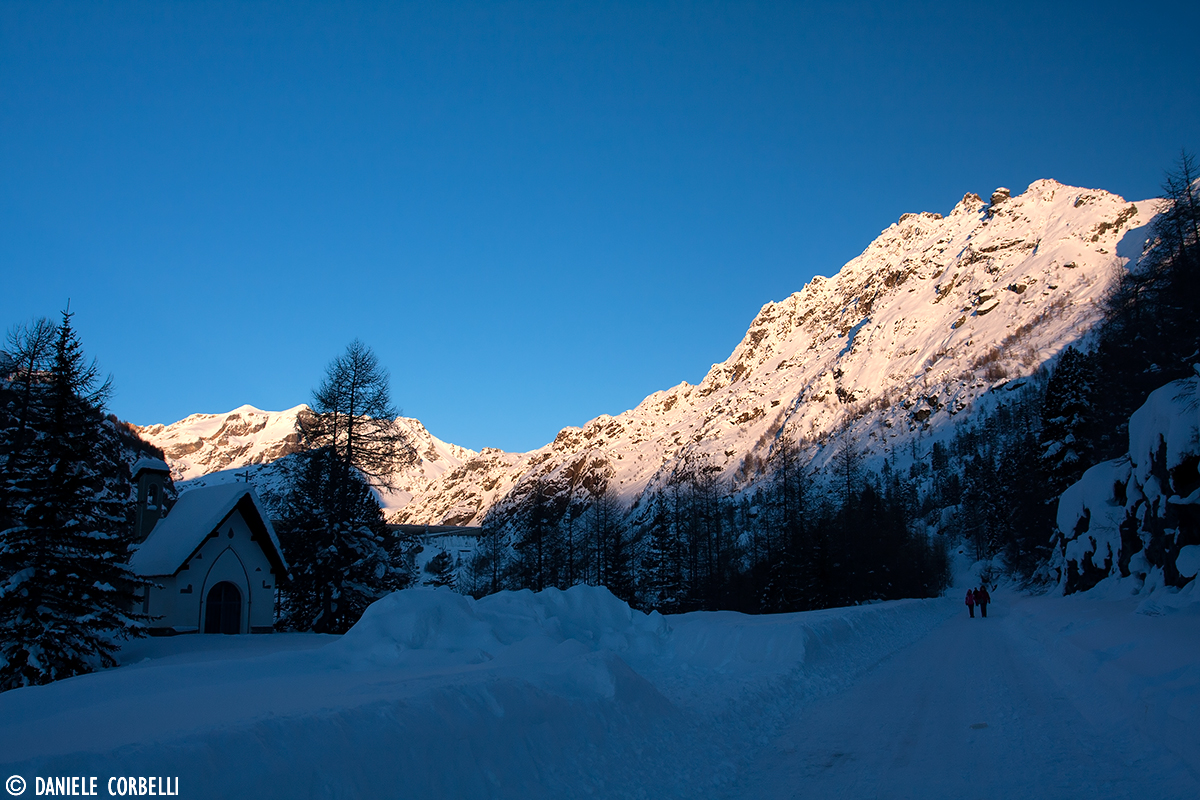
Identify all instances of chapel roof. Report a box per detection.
[130,483,288,577]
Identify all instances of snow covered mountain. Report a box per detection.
[397,180,1160,525]
[132,405,477,515]
[136,180,1161,526]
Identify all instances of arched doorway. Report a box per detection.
[204,581,242,634]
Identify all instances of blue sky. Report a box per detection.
[2,1,1197,453]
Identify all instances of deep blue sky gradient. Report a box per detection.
[3,1,1197,451]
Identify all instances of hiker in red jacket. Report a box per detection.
[965,588,975,618]
[975,585,991,618]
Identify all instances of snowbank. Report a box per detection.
[16,585,1189,797]
[332,585,669,670]
[1054,369,1200,596]
[0,586,952,799]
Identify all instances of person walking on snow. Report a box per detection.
[965,588,976,618]
[975,584,991,618]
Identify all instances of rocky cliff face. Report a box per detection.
[134,405,310,480]
[137,180,1162,527]
[395,179,1160,525]
[133,405,477,515]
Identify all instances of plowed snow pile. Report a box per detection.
[1,585,1196,799]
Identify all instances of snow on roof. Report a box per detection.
[130,483,287,577]
[132,456,171,477]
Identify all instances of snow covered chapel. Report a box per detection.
[129,458,288,635]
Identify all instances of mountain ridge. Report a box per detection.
[132,404,477,515]
[134,179,1161,526]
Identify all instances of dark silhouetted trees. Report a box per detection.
[276,340,415,632]
[0,310,148,690]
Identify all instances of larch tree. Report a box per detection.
[0,317,56,485]
[276,340,415,633]
[300,339,415,489]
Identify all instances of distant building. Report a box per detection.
[393,523,482,585]
[130,459,288,635]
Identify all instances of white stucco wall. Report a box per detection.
[144,508,278,633]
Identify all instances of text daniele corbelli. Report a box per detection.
[7,776,179,797]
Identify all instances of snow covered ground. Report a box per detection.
[1,583,1196,799]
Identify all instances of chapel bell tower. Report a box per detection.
[132,457,173,543]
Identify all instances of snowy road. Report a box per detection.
[727,593,1200,800]
[1,585,1196,799]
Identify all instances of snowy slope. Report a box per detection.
[134,405,310,480]
[133,180,1160,527]
[398,180,1160,525]
[1,585,1195,798]
[133,405,477,515]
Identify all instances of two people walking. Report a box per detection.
[965,585,990,618]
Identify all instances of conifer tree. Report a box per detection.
[602,511,635,604]
[300,339,416,488]
[278,340,416,632]
[0,309,147,690]
[639,488,687,613]
[1039,347,1094,494]
[275,447,405,632]
[582,483,634,601]
[471,519,508,596]
[0,318,56,486]
[422,550,457,589]
[510,476,556,592]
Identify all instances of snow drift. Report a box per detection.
[0,586,950,799]
[4,586,1196,797]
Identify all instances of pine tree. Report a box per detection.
[0,310,148,691]
[510,477,556,592]
[602,511,635,604]
[1039,347,1094,494]
[761,433,811,612]
[275,447,405,632]
[470,519,508,596]
[639,489,687,613]
[580,483,634,601]
[422,550,456,589]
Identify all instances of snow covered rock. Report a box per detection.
[1054,370,1200,594]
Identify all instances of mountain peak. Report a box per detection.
[396,179,1161,525]
[139,180,1166,527]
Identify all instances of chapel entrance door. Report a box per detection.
[204,581,242,634]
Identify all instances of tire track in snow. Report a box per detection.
[723,593,1199,800]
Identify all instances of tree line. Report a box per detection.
[461,429,951,615]
[466,150,1200,606]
